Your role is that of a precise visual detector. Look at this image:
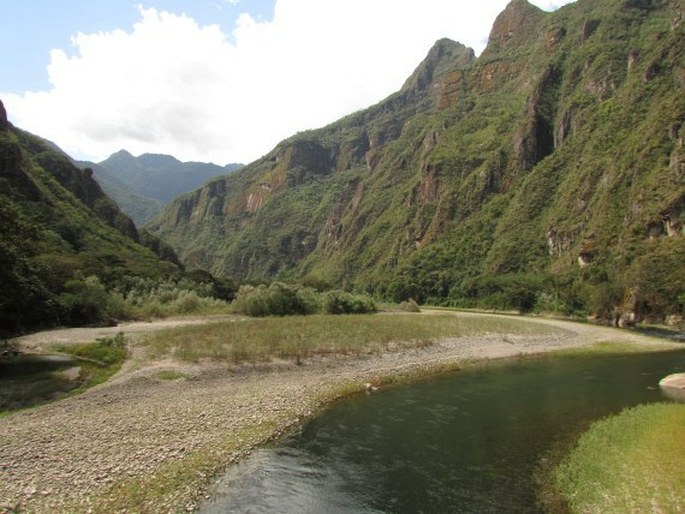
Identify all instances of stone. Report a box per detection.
[659,373,685,402]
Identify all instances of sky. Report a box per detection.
[1,0,576,165]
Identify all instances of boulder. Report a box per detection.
[659,373,685,402]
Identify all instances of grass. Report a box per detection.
[550,340,679,357]
[554,403,685,513]
[143,312,563,365]
[154,370,186,381]
[53,333,128,393]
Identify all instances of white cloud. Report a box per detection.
[2,1,576,165]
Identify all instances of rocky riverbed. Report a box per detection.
[0,313,675,513]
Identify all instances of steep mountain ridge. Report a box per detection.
[150,0,684,321]
[79,150,241,225]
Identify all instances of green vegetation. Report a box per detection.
[150,0,684,324]
[231,282,376,316]
[554,403,685,513]
[398,298,422,312]
[51,334,129,394]
[551,340,678,357]
[144,313,562,365]
[153,370,186,381]
[0,115,243,335]
[52,333,127,392]
[0,334,128,414]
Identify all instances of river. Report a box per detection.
[200,349,685,513]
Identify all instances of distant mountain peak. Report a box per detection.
[401,38,475,95]
[112,149,134,158]
[137,153,183,166]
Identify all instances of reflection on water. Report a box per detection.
[0,354,73,377]
[201,350,685,513]
[0,354,77,411]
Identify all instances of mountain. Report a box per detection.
[79,151,242,225]
[149,0,684,323]
[0,99,181,334]
[81,162,164,227]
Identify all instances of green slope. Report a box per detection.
[0,103,181,334]
[81,161,164,226]
[149,0,684,322]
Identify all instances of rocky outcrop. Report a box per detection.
[514,66,559,171]
[482,0,546,57]
[0,98,8,131]
[401,39,475,97]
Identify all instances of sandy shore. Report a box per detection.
[0,312,676,513]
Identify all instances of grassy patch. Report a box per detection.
[551,340,678,358]
[54,333,128,393]
[154,370,186,381]
[554,403,685,513]
[143,312,562,365]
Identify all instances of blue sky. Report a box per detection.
[2,0,274,93]
[1,1,576,164]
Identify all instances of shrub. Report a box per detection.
[231,283,377,316]
[399,298,421,312]
[109,276,230,319]
[231,282,320,316]
[59,275,110,326]
[321,290,377,314]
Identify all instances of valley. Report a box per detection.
[1,0,683,512]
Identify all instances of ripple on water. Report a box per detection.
[200,350,685,513]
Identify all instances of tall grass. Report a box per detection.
[143,313,561,364]
[554,403,685,513]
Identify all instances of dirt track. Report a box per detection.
[0,312,677,513]
[10,314,236,348]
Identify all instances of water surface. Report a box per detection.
[201,350,685,513]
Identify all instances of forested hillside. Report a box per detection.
[0,99,184,334]
[148,0,681,322]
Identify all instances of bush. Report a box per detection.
[321,290,377,314]
[399,298,421,312]
[59,275,110,326]
[231,283,377,316]
[232,282,320,316]
[109,276,230,319]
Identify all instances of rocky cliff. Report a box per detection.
[150,0,684,322]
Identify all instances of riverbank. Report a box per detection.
[0,312,678,513]
[554,403,685,513]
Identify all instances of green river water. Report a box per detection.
[200,349,685,513]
